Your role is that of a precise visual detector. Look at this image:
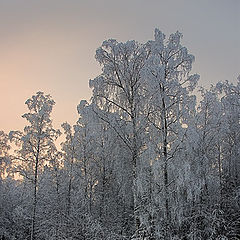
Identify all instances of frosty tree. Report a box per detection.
[90,38,150,238]
[9,92,60,240]
[90,29,200,239]
[142,29,199,238]
[0,131,11,180]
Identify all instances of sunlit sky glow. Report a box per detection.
[0,0,239,133]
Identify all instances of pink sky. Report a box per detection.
[0,0,239,133]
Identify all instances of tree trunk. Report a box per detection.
[131,109,141,238]
[31,144,39,240]
[162,95,170,239]
[217,144,223,205]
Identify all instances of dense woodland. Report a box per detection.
[0,29,239,240]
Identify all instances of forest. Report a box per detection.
[0,29,239,240]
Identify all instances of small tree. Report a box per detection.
[9,92,60,240]
[0,131,11,180]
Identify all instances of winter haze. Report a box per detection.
[1,1,240,239]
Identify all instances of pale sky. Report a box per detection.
[0,0,239,133]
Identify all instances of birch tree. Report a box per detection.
[142,29,199,239]
[0,131,11,180]
[215,78,240,239]
[9,92,60,240]
[90,39,150,238]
